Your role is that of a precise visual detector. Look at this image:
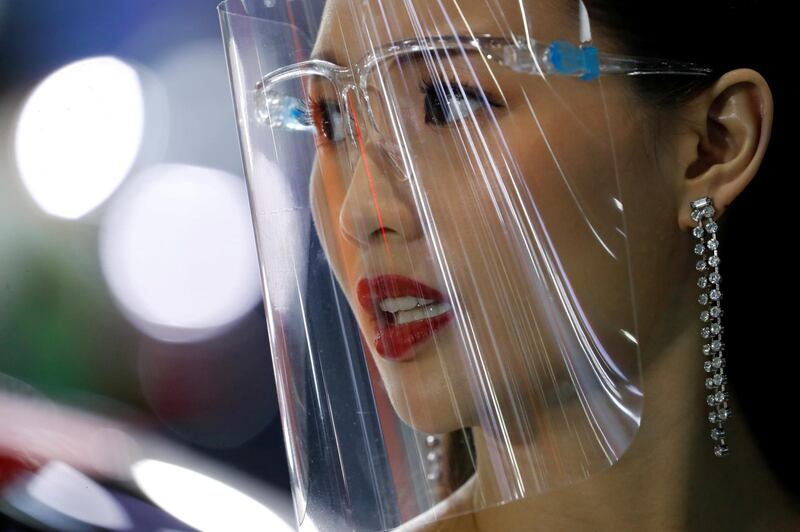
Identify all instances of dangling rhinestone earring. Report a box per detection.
[424,434,446,499]
[690,196,731,457]
[425,434,442,479]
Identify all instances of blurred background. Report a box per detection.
[0,0,296,529]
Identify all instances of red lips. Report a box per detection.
[357,274,446,316]
[356,274,453,361]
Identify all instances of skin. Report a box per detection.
[302,0,798,530]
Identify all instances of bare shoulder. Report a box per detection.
[394,475,479,532]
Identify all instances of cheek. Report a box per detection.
[413,95,643,405]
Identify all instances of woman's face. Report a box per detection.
[306,0,678,436]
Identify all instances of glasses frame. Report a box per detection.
[254,33,715,177]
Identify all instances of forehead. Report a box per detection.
[311,0,579,66]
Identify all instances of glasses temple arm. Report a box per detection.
[501,39,714,80]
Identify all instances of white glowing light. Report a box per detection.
[99,163,261,343]
[620,329,638,345]
[24,462,132,530]
[14,56,144,220]
[132,460,294,532]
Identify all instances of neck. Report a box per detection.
[466,293,798,531]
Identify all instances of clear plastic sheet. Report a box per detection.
[216,0,714,528]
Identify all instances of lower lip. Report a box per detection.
[373,310,454,361]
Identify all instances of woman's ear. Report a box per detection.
[673,68,773,230]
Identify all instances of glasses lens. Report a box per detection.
[259,72,359,176]
[366,47,499,151]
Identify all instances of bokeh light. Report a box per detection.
[99,163,261,343]
[9,461,132,530]
[14,56,144,220]
[132,459,294,532]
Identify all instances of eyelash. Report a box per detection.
[305,76,503,142]
[418,77,502,115]
[307,94,342,144]
[419,78,503,126]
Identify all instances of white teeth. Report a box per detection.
[379,296,435,313]
[395,302,451,325]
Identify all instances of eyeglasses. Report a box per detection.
[253,34,714,176]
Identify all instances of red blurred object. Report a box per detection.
[0,453,35,488]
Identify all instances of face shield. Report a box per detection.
[218,0,714,529]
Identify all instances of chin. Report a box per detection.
[387,387,472,435]
[363,322,473,433]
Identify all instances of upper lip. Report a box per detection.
[357,274,447,321]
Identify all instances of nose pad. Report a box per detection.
[341,86,409,182]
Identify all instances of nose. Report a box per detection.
[338,136,422,247]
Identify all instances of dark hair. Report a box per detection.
[444,0,797,498]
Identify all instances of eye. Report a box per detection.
[308,95,347,143]
[419,78,500,126]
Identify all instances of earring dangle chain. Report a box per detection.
[425,434,442,477]
[690,196,731,457]
[424,434,448,500]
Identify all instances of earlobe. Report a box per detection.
[676,68,774,231]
